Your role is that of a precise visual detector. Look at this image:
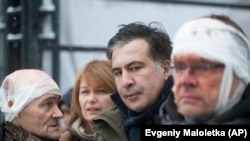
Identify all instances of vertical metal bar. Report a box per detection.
[52,0,59,84]
[0,0,7,81]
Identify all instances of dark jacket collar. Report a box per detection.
[214,84,250,123]
[110,76,174,141]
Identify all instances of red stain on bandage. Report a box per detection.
[8,100,14,107]
[191,30,197,36]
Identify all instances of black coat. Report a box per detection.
[112,76,174,141]
[0,110,4,141]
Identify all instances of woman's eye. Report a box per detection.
[80,90,88,95]
[97,89,108,93]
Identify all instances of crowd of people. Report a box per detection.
[0,14,249,141]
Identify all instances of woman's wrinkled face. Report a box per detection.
[79,78,114,121]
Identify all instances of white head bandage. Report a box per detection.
[0,69,61,121]
[172,17,250,116]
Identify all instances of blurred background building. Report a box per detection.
[0,0,250,95]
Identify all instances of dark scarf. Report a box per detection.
[4,121,59,141]
[111,76,173,141]
[4,122,42,141]
[0,111,4,141]
[213,84,250,124]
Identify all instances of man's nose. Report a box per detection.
[120,71,134,88]
[178,67,197,85]
[53,105,64,118]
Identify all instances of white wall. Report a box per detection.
[56,0,250,94]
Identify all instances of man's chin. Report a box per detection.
[178,105,201,117]
[35,134,60,141]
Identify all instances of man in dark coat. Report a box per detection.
[94,22,173,141]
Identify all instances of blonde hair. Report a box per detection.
[63,60,116,141]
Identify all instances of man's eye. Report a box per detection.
[131,67,137,71]
[195,64,210,71]
[175,64,186,71]
[130,66,140,72]
[113,71,122,76]
[44,102,53,107]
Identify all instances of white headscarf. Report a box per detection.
[171,17,250,116]
[0,69,61,121]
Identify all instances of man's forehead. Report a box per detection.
[174,54,210,62]
[35,93,61,102]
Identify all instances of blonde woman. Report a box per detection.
[60,60,117,141]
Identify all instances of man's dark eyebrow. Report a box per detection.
[112,61,144,73]
[125,61,144,69]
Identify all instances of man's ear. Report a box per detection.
[162,60,171,80]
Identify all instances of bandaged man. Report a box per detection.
[0,69,63,140]
[159,14,250,124]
